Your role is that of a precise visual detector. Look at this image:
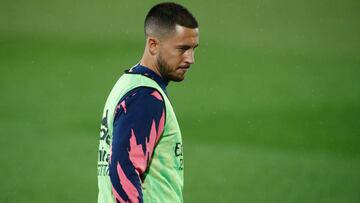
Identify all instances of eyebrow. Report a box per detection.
[176,44,199,49]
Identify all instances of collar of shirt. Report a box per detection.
[126,64,169,94]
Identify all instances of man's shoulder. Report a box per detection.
[123,86,164,101]
[113,86,165,118]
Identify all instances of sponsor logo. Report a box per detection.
[98,110,111,176]
[175,142,183,170]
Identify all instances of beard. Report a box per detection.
[156,53,184,82]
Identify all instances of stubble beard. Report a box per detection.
[156,53,184,82]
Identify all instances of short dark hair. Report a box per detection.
[144,2,198,39]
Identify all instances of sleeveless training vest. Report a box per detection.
[97,72,184,203]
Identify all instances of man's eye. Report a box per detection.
[177,48,187,53]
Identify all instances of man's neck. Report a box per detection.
[129,63,169,93]
[139,56,163,79]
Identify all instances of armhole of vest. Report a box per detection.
[131,86,167,179]
[137,86,167,143]
[115,86,167,137]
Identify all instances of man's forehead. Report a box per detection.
[175,24,198,32]
[171,25,199,45]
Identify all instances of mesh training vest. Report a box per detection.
[97,72,184,203]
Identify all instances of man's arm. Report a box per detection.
[109,87,165,203]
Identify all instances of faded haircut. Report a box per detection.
[144,2,198,39]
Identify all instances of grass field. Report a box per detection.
[1,0,359,202]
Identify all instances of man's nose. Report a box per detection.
[184,50,195,64]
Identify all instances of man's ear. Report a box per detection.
[147,37,159,55]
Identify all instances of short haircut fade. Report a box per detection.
[144,2,198,38]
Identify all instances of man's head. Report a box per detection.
[142,2,199,82]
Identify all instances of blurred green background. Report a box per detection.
[1,0,359,202]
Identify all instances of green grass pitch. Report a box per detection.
[1,0,359,202]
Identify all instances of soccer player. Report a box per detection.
[97,2,199,203]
